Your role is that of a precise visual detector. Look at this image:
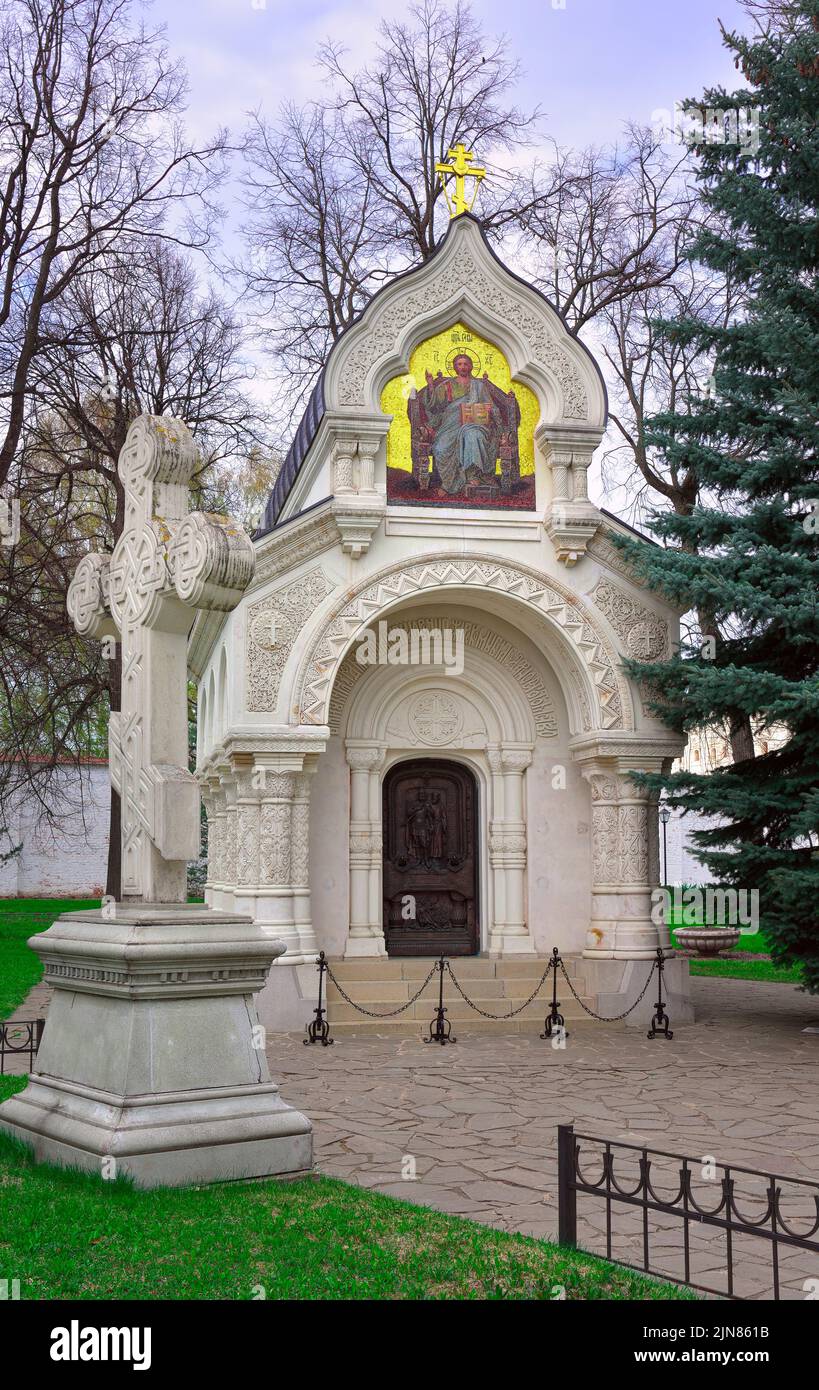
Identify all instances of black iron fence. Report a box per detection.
[557,1124,819,1300]
[305,948,674,1046]
[0,1018,44,1075]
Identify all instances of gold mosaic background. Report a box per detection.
[380,322,539,474]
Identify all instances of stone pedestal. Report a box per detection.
[0,905,313,1186]
[579,956,695,1028]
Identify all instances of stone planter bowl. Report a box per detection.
[674,927,742,956]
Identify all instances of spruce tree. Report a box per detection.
[616,1,819,991]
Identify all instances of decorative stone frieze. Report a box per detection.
[327,615,559,738]
[296,553,630,732]
[246,568,334,712]
[332,238,590,421]
[593,579,669,660]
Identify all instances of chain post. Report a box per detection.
[304,951,334,1046]
[424,955,456,1045]
[541,946,567,1040]
[647,947,673,1040]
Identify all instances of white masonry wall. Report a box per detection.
[0,764,110,898]
[662,807,720,886]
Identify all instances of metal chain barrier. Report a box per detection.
[305,946,674,1046]
[559,958,656,1022]
[444,959,551,1020]
[323,958,438,1019]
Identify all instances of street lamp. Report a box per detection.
[659,804,671,886]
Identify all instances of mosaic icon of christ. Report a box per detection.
[416,352,519,496]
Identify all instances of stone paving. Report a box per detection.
[6,974,819,1297]
[270,977,819,1299]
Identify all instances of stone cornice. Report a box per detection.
[251,506,340,593]
[568,730,685,766]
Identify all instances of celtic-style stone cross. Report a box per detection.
[67,415,255,902]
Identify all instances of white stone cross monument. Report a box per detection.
[0,415,312,1185]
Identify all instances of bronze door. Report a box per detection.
[382,759,478,956]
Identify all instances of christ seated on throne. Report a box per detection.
[406,352,523,500]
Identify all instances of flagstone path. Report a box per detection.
[270,977,819,1300]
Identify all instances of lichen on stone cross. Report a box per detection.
[67,415,255,903]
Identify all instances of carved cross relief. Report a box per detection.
[67,415,255,903]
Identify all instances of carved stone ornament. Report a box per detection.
[408,691,463,745]
[593,579,669,660]
[246,568,334,712]
[333,235,589,422]
[328,614,559,738]
[66,414,255,901]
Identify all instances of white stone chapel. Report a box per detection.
[192,210,691,1030]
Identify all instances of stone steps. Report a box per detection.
[324,954,588,1034]
[328,955,572,980]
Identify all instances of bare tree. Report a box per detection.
[242,102,390,421]
[0,0,229,488]
[241,0,542,416]
[599,265,740,523]
[508,126,698,335]
[1,238,273,894]
[598,256,759,761]
[319,0,539,259]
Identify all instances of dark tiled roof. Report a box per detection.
[255,366,327,537]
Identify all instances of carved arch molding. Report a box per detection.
[332,249,588,421]
[294,555,632,732]
[328,614,558,737]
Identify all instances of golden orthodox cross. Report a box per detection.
[435,143,486,217]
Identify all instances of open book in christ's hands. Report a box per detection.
[459,401,491,426]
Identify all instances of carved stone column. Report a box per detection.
[345,743,387,957]
[548,447,572,509]
[200,775,220,903]
[332,436,357,495]
[581,763,671,958]
[210,784,227,901]
[290,761,319,959]
[571,448,591,501]
[220,774,239,912]
[487,745,535,955]
[249,764,295,953]
[357,437,379,493]
[235,768,261,893]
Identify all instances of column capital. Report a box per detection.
[345,741,387,771]
[499,744,533,773]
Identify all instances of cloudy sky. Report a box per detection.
[160,0,748,153]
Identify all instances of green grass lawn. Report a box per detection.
[0,898,696,1301]
[668,923,802,984]
[0,897,204,1017]
[0,898,101,1017]
[0,1077,690,1302]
